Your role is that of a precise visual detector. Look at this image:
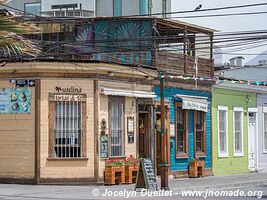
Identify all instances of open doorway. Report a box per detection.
[137,101,152,159]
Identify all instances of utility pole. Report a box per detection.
[159,72,169,189]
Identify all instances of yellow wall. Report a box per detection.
[40,79,95,179]
[0,80,35,179]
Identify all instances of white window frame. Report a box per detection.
[218,106,229,158]
[233,107,244,157]
[263,107,267,153]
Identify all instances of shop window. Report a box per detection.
[264,112,267,152]
[49,95,87,158]
[109,96,125,156]
[175,102,188,158]
[233,107,244,156]
[218,106,228,157]
[195,111,206,156]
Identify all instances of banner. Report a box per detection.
[0,88,31,114]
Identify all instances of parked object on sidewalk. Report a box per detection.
[125,155,139,184]
[189,159,204,178]
[104,158,125,185]
[135,158,158,190]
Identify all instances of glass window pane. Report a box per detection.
[176,107,186,154]
[25,3,41,16]
[234,111,242,153]
[219,110,227,154]
[110,97,124,156]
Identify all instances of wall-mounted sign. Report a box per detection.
[170,123,175,137]
[14,79,35,87]
[16,80,28,87]
[55,86,82,93]
[127,116,135,143]
[100,134,108,159]
[127,116,134,134]
[0,88,31,114]
[49,93,86,102]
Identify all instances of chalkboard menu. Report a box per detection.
[100,134,108,158]
[135,158,158,190]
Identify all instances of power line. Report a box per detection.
[171,11,267,19]
[2,2,267,19]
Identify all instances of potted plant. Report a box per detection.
[104,158,125,185]
[125,155,138,183]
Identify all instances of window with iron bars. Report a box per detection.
[49,94,86,158]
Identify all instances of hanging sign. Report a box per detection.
[0,88,31,114]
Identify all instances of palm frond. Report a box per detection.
[0,1,40,59]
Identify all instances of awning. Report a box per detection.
[175,95,208,112]
[100,87,157,98]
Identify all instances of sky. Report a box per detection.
[171,0,267,64]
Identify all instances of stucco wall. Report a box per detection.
[40,79,95,179]
[212,87,257,175]
[0,80,35,180]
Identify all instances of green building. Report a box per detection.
[212,83,257,175]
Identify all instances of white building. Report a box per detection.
[1,0,171,17]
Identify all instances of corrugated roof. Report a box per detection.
[215,65,267,81]
[213,82,267,93]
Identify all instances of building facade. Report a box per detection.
[0,61,156,183]
[154,86,212,178]
[212,84,257,175]
[256,94,267,172]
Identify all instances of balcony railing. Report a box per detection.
[155,50,214,77]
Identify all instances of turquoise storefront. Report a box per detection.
[154,86,212,177]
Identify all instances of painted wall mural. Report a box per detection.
[74,19,153,65]
[0,88,31,114]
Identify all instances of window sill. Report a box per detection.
[218,154,229,158]
[176,153,188,159]
[196,152,206,158]
[234,153,244,157]
[108,156,126,159]
[47,157,88,161]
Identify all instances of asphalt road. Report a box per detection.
[0,183,266,200]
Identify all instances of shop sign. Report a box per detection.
[55,86,82,93]
[100,134,109,159]
[49,93,86,102]
[170,123,175,137]
[182,98,208,112]
[0,88,31,114]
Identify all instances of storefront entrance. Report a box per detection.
[137,99,153,159]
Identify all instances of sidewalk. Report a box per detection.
[0,173,266,200]
[168,172,267,191]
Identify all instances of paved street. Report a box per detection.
[0,173,266,200]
